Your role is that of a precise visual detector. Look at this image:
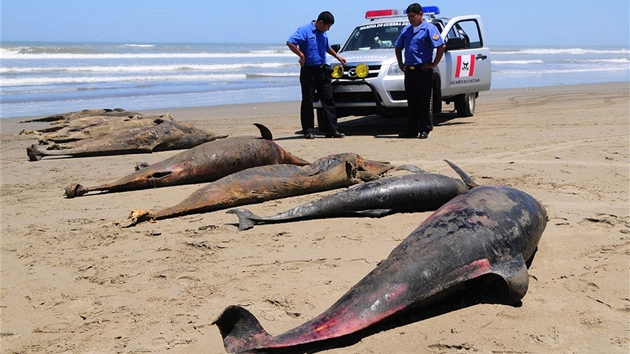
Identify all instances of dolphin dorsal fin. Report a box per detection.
[253,123,273,140]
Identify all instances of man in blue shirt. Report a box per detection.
[395,3,445,139]
[287,11,347,139]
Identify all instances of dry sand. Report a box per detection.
[1,82,628,353]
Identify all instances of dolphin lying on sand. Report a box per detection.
[213,166,547,353]
[228,160,474,230]
[120,152,394,227]
[64,123,309,198]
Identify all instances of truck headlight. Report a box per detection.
[331,64,344,79]
[387,63,404,76]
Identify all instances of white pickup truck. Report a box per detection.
[315,6,491,120]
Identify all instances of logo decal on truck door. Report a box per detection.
[455,54,475,78]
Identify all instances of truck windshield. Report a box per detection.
[341,21,407,52]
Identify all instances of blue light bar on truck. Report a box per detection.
[420,6,440,15]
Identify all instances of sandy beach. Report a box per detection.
[1,82,628,353]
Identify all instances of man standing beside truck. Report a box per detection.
[287,11,347,139]
[395,3,445,139]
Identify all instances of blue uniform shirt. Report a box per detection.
[287,21,330,66]
[395,21,444,65]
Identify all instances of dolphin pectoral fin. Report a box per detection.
[491,255,530,304]
[213,305,272,353]
[227,208,259,231]
[394,164,427,173]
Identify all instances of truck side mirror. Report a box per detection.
[446,38,466,51]
[331,44,341,52]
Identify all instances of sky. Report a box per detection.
[1,0,629,47]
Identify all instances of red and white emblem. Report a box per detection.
[455,54,475,78]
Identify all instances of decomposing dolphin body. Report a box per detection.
[213,176,547,353]
[64,124,309,198]
[19,108,138,124]
[120,152,394,227]
[32,114,176,144]
[228,161,474,230]
[27,118,224,161]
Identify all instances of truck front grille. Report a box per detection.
[339,65,381,80]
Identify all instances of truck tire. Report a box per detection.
[454,92,476,117]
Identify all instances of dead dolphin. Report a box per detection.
[34,114,175,144]
[19,108,137,124]
[27,119,223,161]
[64,123,309,198]
[213,173,547,353]
[120,152,393,227]
[228,161,474,230]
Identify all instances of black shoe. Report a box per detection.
[326,131,345,138]
[398,132,418,138]
[419,131,429,139]
[304,133,315,139]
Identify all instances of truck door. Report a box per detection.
[440,15,491,96]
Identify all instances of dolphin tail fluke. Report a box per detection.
[213,305,272,353]
[27,144,44,161]
[253,123,273,141]
[227,208,259,231]
[444,160,478,188]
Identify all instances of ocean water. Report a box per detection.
[1,42,628,119]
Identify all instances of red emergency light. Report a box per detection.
[365,9,399,19]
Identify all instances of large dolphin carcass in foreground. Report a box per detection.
[120,152,394,227]
[228,161,475,230]
[27,118,225,161]
[213,172,548,353]
[64,124,309,198]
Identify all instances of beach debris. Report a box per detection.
[119,152,394,227]
[228,160,475,230]
[64,123,310,198]
[213,184,547,353]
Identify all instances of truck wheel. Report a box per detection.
[454,92,476,117]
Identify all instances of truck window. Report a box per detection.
[447,20,483,49]
[341,22,407,51]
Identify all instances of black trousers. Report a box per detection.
[299,65,338,135]
[404,67,433,135]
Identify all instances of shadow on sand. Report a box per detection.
[281,110,474,141]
